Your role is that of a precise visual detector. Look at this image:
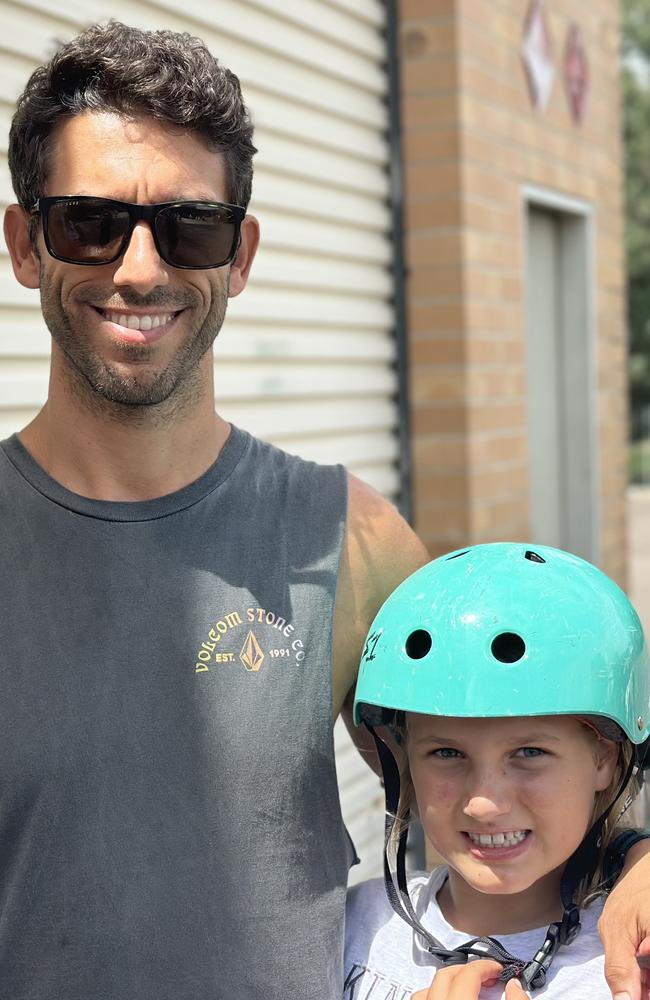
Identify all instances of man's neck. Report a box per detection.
[18,385,230,503]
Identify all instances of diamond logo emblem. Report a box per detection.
[521,0,555,111]
[240,630,265,672]
[564,23,589,125]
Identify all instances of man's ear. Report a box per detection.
[228,213,259,298]
[3,204,40,289]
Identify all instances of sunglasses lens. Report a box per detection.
[155,204,238,268]
[47,199,130,263]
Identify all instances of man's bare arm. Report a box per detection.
[599,838,650,1000]
[332,473,429,757]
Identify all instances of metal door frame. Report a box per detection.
[522,184,599,563]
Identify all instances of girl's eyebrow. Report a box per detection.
[411,730,564,746]
[502,731,564,744]
[410,734,463,747]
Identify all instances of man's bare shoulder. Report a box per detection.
[331,472,429,715]
[345,473,428,584]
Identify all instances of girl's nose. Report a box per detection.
[462,770,512,822]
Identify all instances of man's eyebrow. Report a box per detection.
[68,192,224,203]
[155,194,225,204]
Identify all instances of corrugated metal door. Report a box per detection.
[0,0,396,882]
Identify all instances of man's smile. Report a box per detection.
[97,308,181,331]
[86,303,190,346]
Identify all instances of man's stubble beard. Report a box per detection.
[39,272,229,426]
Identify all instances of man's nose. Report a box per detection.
[112,222,170,293]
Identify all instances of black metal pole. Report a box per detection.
[385,0,414,524]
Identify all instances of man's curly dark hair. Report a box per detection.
[8,20,257,215]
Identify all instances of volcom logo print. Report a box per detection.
[239,630,264,672]
[194,606,305,674]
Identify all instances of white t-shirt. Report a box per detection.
[344,868,606,999]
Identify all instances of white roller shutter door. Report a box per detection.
[0,0,397,883]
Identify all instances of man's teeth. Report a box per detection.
[103,311,174,330]
[467,830,528,847]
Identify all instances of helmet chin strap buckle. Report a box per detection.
[512,907,581,991]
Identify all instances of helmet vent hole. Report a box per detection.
[445,549,469,561]
[405,629,432,660]
[524,550,546,564]
[491,632,526,663]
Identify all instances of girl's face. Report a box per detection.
[407,714,618,901]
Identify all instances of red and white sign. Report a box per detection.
[564,23,589,124]
[521,0,555,111]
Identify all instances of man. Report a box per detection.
[1,20,649,1000]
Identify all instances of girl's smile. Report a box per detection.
[463,828,532,861]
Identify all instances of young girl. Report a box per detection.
[346,543,650,999]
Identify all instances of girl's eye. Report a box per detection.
[432,747,463,759]
[514,747,547,758]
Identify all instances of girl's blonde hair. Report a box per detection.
[579,737,640,905]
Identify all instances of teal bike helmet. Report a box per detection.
[354,543,650,991]
[355,542,649,745]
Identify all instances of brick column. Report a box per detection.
[399,0,628,583]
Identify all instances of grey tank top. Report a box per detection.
[0,426,353,1000]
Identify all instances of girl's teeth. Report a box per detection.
[468,830,527,847]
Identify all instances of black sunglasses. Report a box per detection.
[33,196,246,269]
